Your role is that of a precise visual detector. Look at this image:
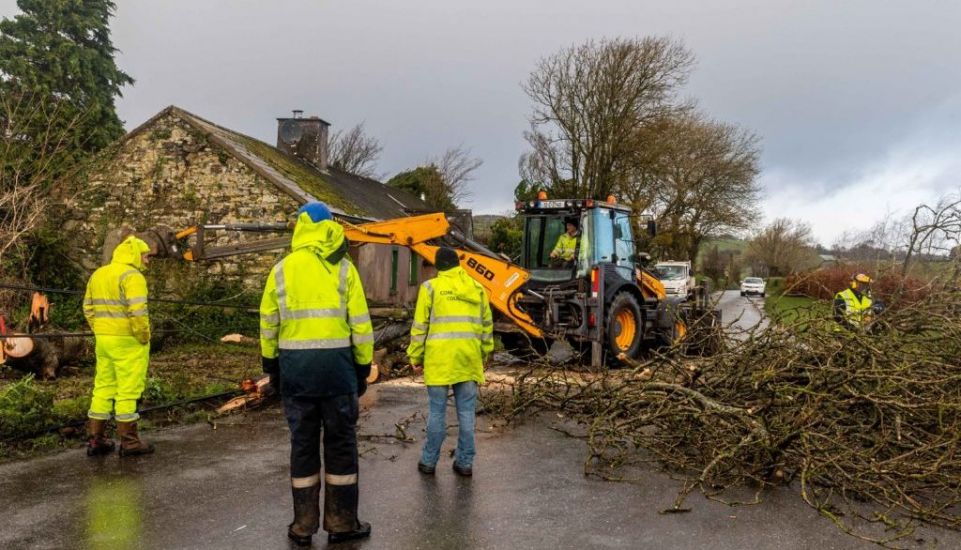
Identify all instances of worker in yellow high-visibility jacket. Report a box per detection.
[550,219,579,264]
[408,247,494,477]
[260,202,373,547]
[834,273,875,330]
[83,235,154,457]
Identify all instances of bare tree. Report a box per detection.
[328,123,383,179]
[901,190,961,276]
[633,112,761,263]
[1,92,84,274]
[745,218,820,277]
[431,146,482,206]
[521,36,694,199]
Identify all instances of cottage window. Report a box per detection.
[390,247,399,294]
[408,251,419,286]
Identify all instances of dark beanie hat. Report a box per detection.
[435,247,459,271]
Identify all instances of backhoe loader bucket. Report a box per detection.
[678,307,723,356]
[101,225,181,263]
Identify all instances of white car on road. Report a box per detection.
[740,277,766,297]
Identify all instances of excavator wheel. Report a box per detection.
[606,292,643,366]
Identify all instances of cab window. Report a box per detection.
[592,210,615,265]
[614,212,633,269]
[523,216,567,269]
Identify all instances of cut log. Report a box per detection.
[217,376,271,413]
[374,321,411,347]
[2,332,34,359]
[367,364,380,384]
[221,333,258,346]
[3,334,59,380]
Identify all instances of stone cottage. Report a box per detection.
[63,105,444,306]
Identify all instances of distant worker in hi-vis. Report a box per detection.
[84,235,155,457]
[408,247,494,477]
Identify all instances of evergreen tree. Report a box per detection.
[387,165,457,211]
[0,0,133,157]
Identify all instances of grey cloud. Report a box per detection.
[2,0,960,240]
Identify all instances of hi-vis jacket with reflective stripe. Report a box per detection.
[260,215,373,396]
[83,236,151,344]
[551,232,577,261]
[834,288,873,328]
[407,266,493,386]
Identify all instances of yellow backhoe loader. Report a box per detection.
[140,194,717,367]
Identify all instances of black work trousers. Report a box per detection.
[283,392,361,533]
[283,392,359,478]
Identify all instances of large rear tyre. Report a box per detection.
[606,292,644,366]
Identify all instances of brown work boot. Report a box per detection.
[288,483,321,547]
[85,419,116,457]
[116,421,155,457]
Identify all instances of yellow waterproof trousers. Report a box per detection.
[87,335,149,422]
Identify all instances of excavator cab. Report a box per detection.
[518,199,638,284]
[522,213,586,281]
[513,196,675,365]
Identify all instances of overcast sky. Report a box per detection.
[3,0,960,246]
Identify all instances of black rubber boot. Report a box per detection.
[324,483,370,543]
[287,483,320,547]
[85,419,116,457]
[328,521,371,544]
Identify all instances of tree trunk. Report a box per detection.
[2,332,86,380]
[3,334,60,380]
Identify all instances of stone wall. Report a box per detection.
[63,110,299,290]
[61,110,428,306]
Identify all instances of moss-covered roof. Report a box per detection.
[120,106,431,221]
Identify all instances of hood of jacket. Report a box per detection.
[437,266,482,304]
[291,211,345,259]
[111,236,151,271]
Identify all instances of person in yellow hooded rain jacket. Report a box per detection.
[83,235,154,457]
[259,202,374,547]
[408,247,493,477]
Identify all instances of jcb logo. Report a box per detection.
[466,257,495,281]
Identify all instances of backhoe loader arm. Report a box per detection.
[154,213,541,337]
[340,213,541,337]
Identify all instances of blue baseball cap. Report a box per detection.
[297,202,332,223]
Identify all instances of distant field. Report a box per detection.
[764,293,831,330]
[694,237,749,289]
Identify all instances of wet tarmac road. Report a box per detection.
[715,290,768,336]
[2,381,957,549]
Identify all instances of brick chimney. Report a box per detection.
[276,110,330,170]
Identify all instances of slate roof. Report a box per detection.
[124,106,431,221]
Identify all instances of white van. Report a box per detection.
[654,261,696,300]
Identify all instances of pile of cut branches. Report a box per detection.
[485,286,961,544]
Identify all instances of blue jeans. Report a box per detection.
[420,381,477,468]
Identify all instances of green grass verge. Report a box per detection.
[0,342,260,460]
[764,293,832,331]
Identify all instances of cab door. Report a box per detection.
[612,211,635,279]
